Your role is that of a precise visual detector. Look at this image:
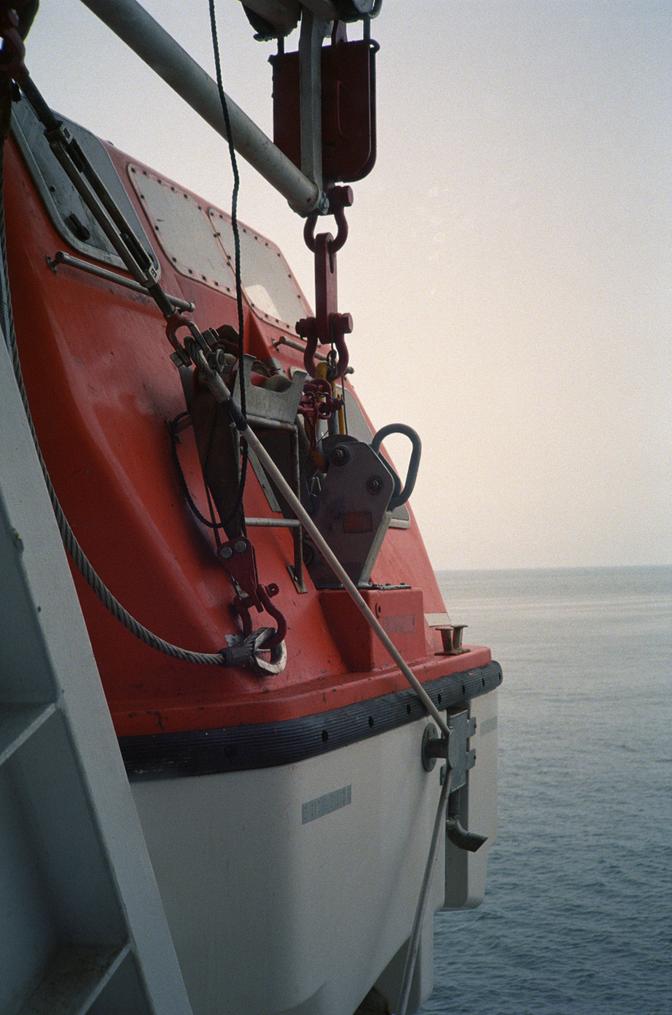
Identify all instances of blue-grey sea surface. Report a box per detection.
[420,566,672,1015]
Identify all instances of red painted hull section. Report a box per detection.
[5,137,490,736]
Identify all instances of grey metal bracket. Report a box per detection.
[421,711,487,853]
[233,355,307,424]
[303,436,396,588]
[421,710,476,792]
[232,361,308,590]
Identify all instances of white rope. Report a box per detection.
[395,768,452,1015]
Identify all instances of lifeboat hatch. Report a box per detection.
[12,97,159,275]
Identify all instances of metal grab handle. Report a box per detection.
[371,424,422,510]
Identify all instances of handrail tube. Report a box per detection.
[47,251,195,311]
[79,0,322,215]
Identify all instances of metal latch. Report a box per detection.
[421,710,487,853]
[421,710,475,788]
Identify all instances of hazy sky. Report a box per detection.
[25,1,671,569]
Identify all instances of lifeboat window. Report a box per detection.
[11,98,159,276]
[209,209,311,333]
[128,166,236,292]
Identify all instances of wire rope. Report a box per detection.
[0,142,233,667]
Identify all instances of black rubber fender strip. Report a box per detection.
[120,660,502,779]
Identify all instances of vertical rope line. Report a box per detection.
[208,0,248,530]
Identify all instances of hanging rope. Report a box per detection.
[208,0,249,528]
[168,413,223,530]
[169,410,250,534]
[395,770,453,1015]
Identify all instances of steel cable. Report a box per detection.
[0,143,232,667]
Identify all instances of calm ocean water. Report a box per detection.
[420,566,672,1015]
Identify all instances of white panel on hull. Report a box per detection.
[132,714,466,1015]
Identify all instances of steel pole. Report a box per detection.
[79,0,323,214]
[191,351,451,737]
[248,425,452,737]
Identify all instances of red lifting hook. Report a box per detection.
[297,186,353,380]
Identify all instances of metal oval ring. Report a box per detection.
[250,629,287,677]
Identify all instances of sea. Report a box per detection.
[419,565,672,1015]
